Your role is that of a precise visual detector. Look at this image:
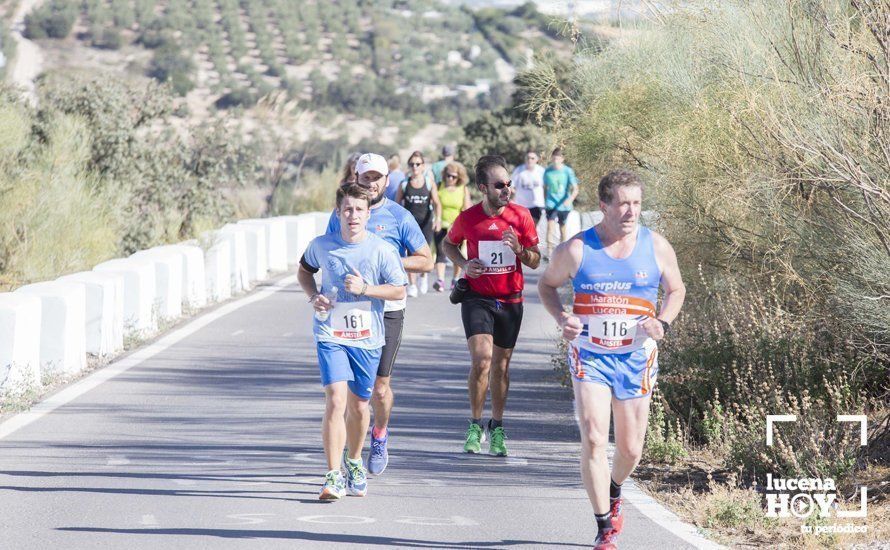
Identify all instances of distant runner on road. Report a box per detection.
[327,153,433,476]
[538,169,685,549]
[511,149,546,226]
[543,147,580,259]
[443,155,541,457]
[298,183,408,500]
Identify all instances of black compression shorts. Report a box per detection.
[461,295,523,349]
[378,309,405,377]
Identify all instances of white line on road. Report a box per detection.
[231,329,245,336]
[623,478,726,549]
[0,276,297,441]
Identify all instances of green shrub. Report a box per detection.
[215,87,256,109]
[148,43,195,95]
[23,1,78,39]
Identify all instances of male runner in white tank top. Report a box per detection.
[538,170,685,549]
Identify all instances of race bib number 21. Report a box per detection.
[479,241,516,274]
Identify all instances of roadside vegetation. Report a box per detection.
[530,1,888,546]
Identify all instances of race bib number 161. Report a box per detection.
[331,302,373,340]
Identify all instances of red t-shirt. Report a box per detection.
[446,202,539,302]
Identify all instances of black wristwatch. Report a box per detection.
[658,319,671,335]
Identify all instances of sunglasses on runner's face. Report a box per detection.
[409,162,423,167]
[445,173,458,179]
[488,180,512,189]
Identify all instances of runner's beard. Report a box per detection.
[370,188,385,206]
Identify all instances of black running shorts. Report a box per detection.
[461,296,524,349]
[378,309,405,377]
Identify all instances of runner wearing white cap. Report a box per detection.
[326,153,433,475]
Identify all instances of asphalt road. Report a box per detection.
[0,270,703,549]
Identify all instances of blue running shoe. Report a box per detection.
[343,455,368,496]
[368,430,389,475]
[319,470,345,500]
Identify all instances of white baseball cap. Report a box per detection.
[355,153,388,176]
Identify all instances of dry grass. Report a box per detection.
[637,453,890,549]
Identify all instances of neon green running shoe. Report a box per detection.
[464,422,485,454]
[489,426,508,456]
[319,470,345,500]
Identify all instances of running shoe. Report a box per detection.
[593,528,619,549]
[489,426,508,456]
[433,279,445,292]
[419,274,429,294]
[610,497,624,534]
[367,429,389,475]
[407,284,418,298]
[464,422,485,454]
[319,470,345,500]
[343,455,368,496]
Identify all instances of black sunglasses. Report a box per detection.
[409,162,423,167]
[445,173,458,179]
[488,180,512,190]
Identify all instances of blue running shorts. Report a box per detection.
[568,341,658,400]
[316,341,381,399]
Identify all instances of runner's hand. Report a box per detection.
[639,317,665,340]
[465,258,485,279]
[559,313,583,340]
[502,227,522,254]
[344,268,366,295]
[433,218,442,232]
[312,294,333,313]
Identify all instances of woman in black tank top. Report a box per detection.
[395,150,441,295]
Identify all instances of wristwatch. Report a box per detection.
[658,319,671,334]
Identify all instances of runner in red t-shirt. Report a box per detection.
[443,155,541,457]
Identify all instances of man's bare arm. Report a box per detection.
[519,244,541,269]
[403,244,434,273]
[653,232,685,324]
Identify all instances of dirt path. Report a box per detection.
[8,0,45,104]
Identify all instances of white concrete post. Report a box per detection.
[14,281,87,376]
[0,293,42,393]
[57,271,124,356]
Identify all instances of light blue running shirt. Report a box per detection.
[327,198,427,312]
[302,232,407,350]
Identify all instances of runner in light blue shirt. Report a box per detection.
[298,183,407,501]
[325,153,433,477]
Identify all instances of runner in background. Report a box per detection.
[543,147,579,260]
[537,170,685,548]
[385,154,404,200]
[511,149,546,226]
[433,161,472,292]
[430,144,456,186]
[443,155,541,457]
[327,153,433,477]
[396,151,441,296]
[298,183,408,500]
[339,152,362,186]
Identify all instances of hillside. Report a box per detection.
[16,0,578,157]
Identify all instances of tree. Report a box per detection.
[458,110,547,176]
